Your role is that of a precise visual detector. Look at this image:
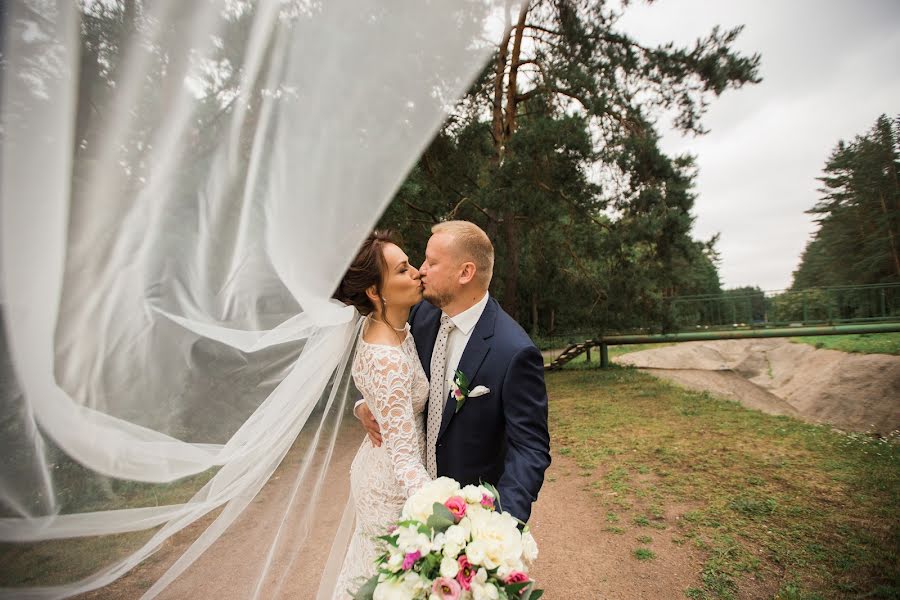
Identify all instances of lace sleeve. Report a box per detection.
[365,347,430,496]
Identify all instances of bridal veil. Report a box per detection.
[0,1,518,597]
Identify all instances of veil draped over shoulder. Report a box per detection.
[0,1,517,597]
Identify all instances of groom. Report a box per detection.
[356,220,551,523]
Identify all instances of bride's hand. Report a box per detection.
[355,402,383,447]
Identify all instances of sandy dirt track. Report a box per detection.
[615,338,900,435]
[75,339,899,599]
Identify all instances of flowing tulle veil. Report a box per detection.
[0,1,517,597]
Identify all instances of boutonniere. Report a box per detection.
[451,370,490,413]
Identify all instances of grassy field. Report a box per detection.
[547,366,899,599]
[542,342,675,366]
[791,332,900,355]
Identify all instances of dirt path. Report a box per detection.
[79,434,707,600]
[616,338,900,435]
[527,456,705,598]
[75,339,898,599]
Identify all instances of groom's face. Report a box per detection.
[419,232,460,308]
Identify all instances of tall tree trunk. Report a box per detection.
[490,8,512,161]
[531,291,539,336]
[492,4,529,320]
[502,216,520,319]
[505,6,528,139]
[878,191,900,277]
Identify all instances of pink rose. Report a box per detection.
[504,571,530,592]
[432,577,461,600]
[444,496,467,522]
[456,555,474,590]
[453,388,465,399]
[402,550,421,570]
[481,494,495,509]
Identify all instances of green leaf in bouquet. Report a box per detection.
[427,502,456,533]
[375,534,398,546]
[420,552,442,578]
[522,584,544,600]
[505,581,531,595]
[481,482,502,512]
[351,574,379,600]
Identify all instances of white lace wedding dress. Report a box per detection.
[332,323,431,599]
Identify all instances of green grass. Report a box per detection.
[633,547,656,561]
[548,366,899,599]
[791,332,900,355]
[542,342,675,367]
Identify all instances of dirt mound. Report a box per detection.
[616,338,900,435]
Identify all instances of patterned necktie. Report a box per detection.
[426,314,455,478]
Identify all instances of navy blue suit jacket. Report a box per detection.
[410,297,551,523]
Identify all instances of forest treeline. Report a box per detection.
[376,1,760,335]
[378,6,898,333]
[792,115,900,289]
[45,2,897,334]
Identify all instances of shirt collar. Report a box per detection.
[445,292,489,336]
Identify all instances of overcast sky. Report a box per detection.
[617,0,900,291]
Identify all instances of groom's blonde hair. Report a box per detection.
[432,220,494,288]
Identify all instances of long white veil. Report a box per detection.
[0,1,515,597]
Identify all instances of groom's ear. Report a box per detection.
[458,262,477,285]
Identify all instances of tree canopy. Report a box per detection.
[792,115,900,289]
[378,0,760,334]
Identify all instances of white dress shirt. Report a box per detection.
[439,291,489,407]
[353,292,490,416]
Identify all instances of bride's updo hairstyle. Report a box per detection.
[333,230,399,316]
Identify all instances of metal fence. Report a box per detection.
[667,283,900,331]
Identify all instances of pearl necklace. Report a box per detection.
[368,315,406,333]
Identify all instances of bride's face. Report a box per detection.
[379,243,423,309]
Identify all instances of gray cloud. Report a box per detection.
[619,0,900,290]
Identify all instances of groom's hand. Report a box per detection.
[355,402,383,447]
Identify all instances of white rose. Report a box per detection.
[443,542,463,558]
[387,551,404,572]
[466,507,522,571]
[470,568,499,600]
[442,524,468,557]
[402,477,461,522]
[445,524,468,546]
[461,484,483,504]
[373,578,407,600]
[431,532,446,553]
[460,506,490,534]
[440,555,460,578]
[396,524,432,555]
[521,530,539,562]
[402,571,426,594]
[465,539,488,567]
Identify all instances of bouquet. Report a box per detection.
[352,477,542,600]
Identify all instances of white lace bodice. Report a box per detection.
[333,324,431,598]
[350,324,430,496]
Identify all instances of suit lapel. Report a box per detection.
[437,299,497,441]
[412,302,441,381]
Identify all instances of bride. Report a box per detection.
[331,231,432,597]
